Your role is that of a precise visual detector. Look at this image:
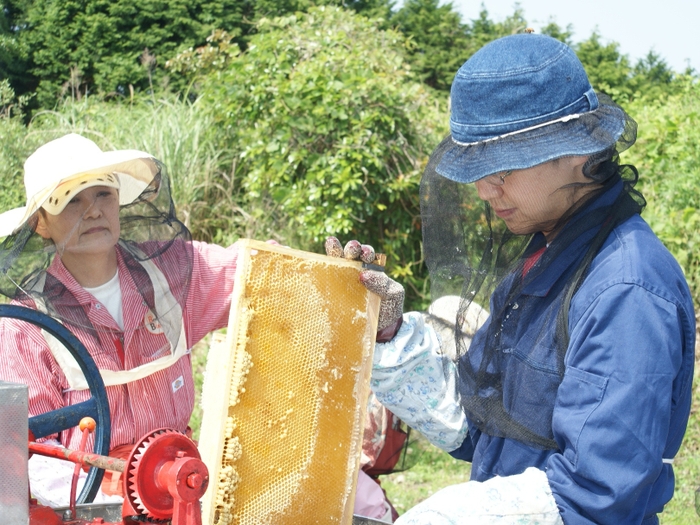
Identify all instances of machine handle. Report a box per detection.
[0,304,111,503]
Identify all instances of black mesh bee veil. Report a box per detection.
[420,97,643,449]
[0,160,193,361]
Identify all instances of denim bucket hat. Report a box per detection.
[436,33,629,183]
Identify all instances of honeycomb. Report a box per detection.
[199,240,380,525]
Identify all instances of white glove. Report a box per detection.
[395,467,563,525]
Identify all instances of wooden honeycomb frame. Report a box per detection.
[199,240,380,524]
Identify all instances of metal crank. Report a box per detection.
[28,425,208,525]
[122,428,208,524]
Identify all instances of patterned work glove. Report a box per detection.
[324,237,405,342]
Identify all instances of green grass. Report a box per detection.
[380,432,471,515]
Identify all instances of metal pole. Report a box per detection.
[29,442,126,472]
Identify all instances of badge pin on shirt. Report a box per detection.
[144,309,164,334]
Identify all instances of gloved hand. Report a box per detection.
[325,237,404,342]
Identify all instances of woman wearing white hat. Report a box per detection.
[0,133,241,506]
[0,133,397,521]
[328,34,695,524]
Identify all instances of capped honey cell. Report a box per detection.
[199,240,380,525]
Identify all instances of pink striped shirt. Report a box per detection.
[0,240,238,452]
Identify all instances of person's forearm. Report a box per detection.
[370,312,468,451]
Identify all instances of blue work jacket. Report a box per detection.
[450,182,696,525]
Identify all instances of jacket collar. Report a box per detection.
[521,178,624,297]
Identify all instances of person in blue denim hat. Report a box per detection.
[326,33,695,524]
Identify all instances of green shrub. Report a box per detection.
[624,78,700,306]
[0,80,37,213]
[185,6,448,308]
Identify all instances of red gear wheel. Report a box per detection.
[125,428,202,520]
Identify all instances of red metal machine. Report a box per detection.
[0,304,207,525]
[27,421,208,525]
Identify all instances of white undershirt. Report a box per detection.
[83,271,124,330]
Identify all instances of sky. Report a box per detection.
[449,0,700,73]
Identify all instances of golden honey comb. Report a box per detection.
[199,240,380,525]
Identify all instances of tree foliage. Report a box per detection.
[0,79,34,214]
[539,20,573,45]
[1,0,398,109]
[541,26,683,102]
[391,0,471,91]
[2,0,264,106]
[623,79,700,305]
[627,51,680,100]
[3,0,694,110]
[1,2,31,95]
[573,32,634,98]
[176,6,446,306]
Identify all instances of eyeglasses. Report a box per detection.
[481,170,513,186]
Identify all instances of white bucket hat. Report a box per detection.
[0,133,159,237]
